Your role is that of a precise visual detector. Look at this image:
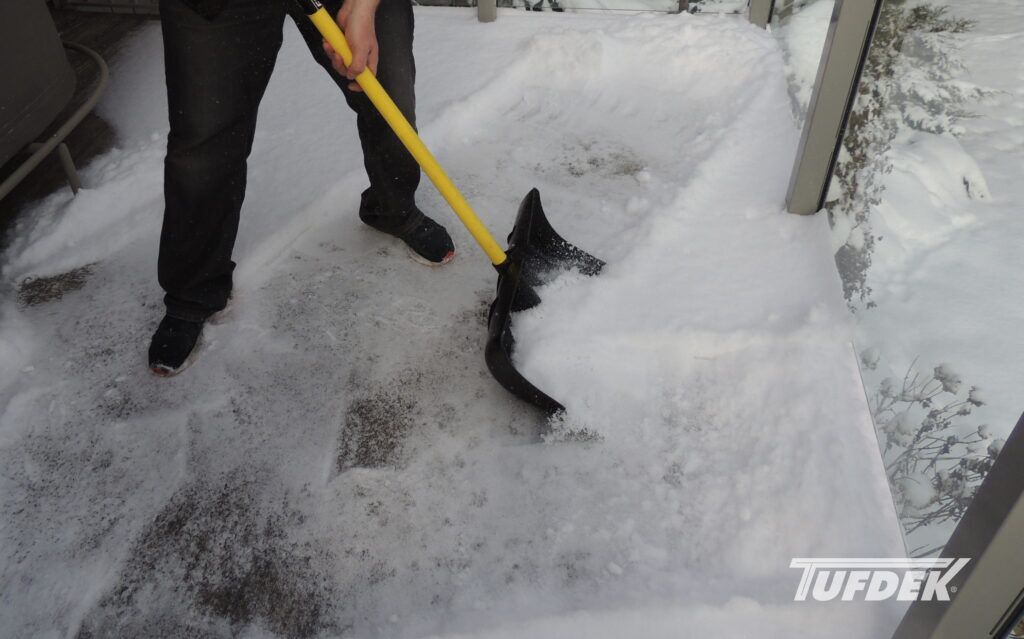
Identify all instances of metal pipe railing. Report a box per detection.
[0,41,109,202]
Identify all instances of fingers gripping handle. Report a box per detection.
[297,0,355,65]
[295,0,508,266]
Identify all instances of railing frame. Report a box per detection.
[478,0,496,22]
[748,0,773,28]
[892,415,1024,639]
[784,0,884,214]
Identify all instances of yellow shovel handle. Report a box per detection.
[307,7,508,266]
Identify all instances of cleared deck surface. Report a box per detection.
[0,9,903,638]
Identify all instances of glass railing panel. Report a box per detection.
[826,0,1022,556]
[771,0,838,126]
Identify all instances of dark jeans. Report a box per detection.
[158,0,422,321]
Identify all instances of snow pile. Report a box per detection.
[868,131,988,268]
[0,9,902,638]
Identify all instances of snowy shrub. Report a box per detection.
[828,2,982,309]
[868,354,1000,556]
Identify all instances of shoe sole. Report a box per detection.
[150,296,232,377]
[149,333,204,378]
[406,243,456,267]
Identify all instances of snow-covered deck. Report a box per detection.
[0,10,903,637]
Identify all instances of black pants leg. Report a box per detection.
[288,0,422,236]
[158,0,285,321]
[159,0,421,321]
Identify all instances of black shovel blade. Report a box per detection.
[485,188,604,414]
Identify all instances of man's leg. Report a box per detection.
[159,0,285,322]
[290,0,441,239]
[151,0,285,374]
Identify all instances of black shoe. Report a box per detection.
[358,191,455,266]
[399,216,456,266]
[148,315,204,377]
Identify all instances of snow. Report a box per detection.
[849,0,1024,550]
[556,0,678,12]
[1,8,903,638]
[416,600,888,639]
[869,131,987,260]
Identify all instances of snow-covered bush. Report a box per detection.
[866,352,1000,556]
[829,2,982,309]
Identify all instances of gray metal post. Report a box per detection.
[892,413,1024,639]
[748,0,774,28]
[27,141,82,195]
[478,0,496,22]
[785,0,883,215]
[57,143,81,194]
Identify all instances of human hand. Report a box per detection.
[322,0,381,92]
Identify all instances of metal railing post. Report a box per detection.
[891,413,1024,639]
[785,0,884,215]
[478,0,496,22]
[748,0,774,28]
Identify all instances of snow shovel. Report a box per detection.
[299,0,604,413]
